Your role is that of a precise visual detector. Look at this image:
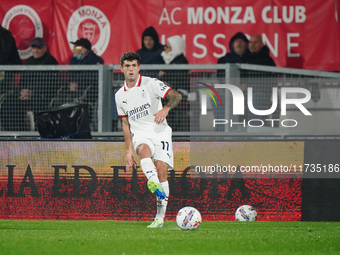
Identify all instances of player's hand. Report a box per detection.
[125,152,137,171]
[154,107,170,124]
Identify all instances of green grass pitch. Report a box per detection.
[0,220,339,255]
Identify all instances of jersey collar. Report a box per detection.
[124,75,142,91]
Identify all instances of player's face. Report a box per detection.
[120,60,141,82]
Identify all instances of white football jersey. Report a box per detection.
[115,75,172,140]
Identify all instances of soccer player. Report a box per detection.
[115,52,182,228]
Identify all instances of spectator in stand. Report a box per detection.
[159,35,189,90]
[137,26,164,65]
[70,38,104,65]
[242,34,276,123]
[136,26,164,78]
[219,32,249,63]
[50,80,85,108]
[214,32,249,131]
[68,38,104,130]
[0,88,36,131]
[68,38,104,95]
[246,34,276,66]
[0,26,21,94]
[20,37,60,111]
[26,37,58,65]
[0,26,21,65]
[159,35,190,132]
[217,32,249,80]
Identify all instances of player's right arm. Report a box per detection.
[122,117,137,170]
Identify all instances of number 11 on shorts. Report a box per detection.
[161,141,169,151]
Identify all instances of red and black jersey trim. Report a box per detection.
[137,75,142,86]
[124,75,142,91]
[163,87,172,99]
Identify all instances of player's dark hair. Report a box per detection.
[120,52,141,66]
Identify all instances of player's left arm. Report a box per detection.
[154,89,182,124]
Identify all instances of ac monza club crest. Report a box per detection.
[2,5,43,59]
[67,5,110,56]
[81,22,97,42]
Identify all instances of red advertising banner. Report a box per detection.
[0,141,302,221]
[0,0,53,60]
[1,0,339,70]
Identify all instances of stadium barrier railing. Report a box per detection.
[0,64,339,139]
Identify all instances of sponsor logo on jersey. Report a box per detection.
[159,83,167,91]
[126,103,151,121]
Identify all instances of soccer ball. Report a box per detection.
[176,206,202,230]
[235,205,257,221]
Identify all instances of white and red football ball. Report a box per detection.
[176,206,202,230]
[235,205,257,221]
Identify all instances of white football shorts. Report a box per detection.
[133,136,174,169]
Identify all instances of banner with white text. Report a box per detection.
[1,0,339,70]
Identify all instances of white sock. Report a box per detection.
[156,181,169,221]
[140,158,159,183]
[160,180,169,197]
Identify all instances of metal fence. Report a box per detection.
[0,64,339,139]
